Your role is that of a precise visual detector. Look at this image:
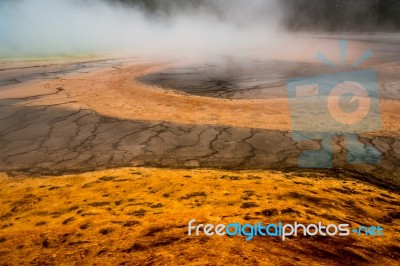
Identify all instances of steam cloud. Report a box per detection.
[0,0,286,58]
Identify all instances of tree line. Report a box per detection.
[106,0,400,32]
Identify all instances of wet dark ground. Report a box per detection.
[138,59,327,99]
[138,57,400,100]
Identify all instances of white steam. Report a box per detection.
[0,0,287,58]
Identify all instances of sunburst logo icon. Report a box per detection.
[316,39,372,67]
[285,40,381,168]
